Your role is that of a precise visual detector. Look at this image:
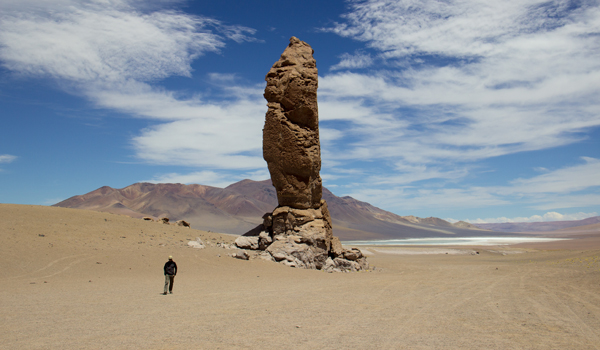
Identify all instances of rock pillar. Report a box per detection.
[235,37,368,272]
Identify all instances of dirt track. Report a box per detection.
[2,204,600,349]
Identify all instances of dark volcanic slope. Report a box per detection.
[475,216,600,233]
[55,180,495,239]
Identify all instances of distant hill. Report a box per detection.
[54,179,496,240]
[474,216,600,233]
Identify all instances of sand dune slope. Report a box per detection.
[1,204,600,349]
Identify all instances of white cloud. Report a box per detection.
[0,0,262,171]
[315,0,600,212]
[0,155,17,163]
[330,52,373,71]
[342,157,600,214]
[330,0,600,61]
[464,211,598,224]
[144,168,270,188]
[506,157,600,194]
[0,1,234,83]
[321,0,600,150]
[145,170,238,188]
[344,186,509,213]
[131,96,266,167]
[529,194,600,211]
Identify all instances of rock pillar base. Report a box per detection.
[235,200,369,272]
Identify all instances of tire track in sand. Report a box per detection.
[10,254,90,280]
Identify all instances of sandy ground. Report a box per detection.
[2,204,600,349]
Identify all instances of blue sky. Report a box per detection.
[1,0,599,224]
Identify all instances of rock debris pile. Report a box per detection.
[234,37,368,272]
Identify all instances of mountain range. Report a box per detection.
[54,179,492,240]
[473,216,600,233]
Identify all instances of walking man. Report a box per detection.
[163,255,177,295]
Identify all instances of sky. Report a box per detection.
[1,0,599,224]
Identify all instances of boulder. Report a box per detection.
[266,238,328,270]
[175,220,190,228]
[258,231,273,250]
[234,250,250,260]
[332,258,361,272]
[330,237,344,258]
[234,236,260,250]
[187,237,205,249]
[342,248,363,261]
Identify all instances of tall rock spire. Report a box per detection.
[234,37,368,272]
[263,36,322,209]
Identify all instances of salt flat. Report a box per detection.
[2,204,600,349]
[345,236,569,246]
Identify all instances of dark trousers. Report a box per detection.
[164,275,175,293]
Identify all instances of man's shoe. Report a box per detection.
[162,292,167,295]
[169,291,173,294]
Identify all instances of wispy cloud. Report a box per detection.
[144,170,239,188]
[144,168,270,188]
[456,211,599,224]
[0,0,240,84]
[0,0,261,170]
[330,51,373,71]
[320,0,600,165]
[506,157,600,194]
[344,157,600,214]
[131,97,266,168]
[0,154,17,172]
[315,0,600,214]
[0,155,17,163]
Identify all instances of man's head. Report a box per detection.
[168,255,173,260]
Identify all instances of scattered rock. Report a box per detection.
[330,237,343,257]
[234,250,250,260]
[217,242,234,249]
[175,220,190,228]
[342,248,363,261]
[187,237,205,249]
[235,236,260,250]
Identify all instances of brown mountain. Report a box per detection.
[474,216,600,233]
[54,179,497,240]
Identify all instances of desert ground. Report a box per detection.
[2,204,600,349]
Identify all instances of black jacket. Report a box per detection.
[164,260,177,276]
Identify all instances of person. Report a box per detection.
[163,255,177,295]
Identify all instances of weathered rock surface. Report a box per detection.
[234,250,250,260]
[187,237,205,249]
[234,37,367,272]
[234,236,260,250]
[263,36,322,210]
[175,220,190,228]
